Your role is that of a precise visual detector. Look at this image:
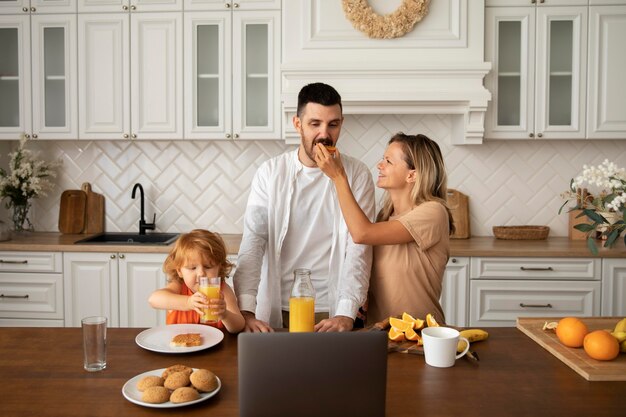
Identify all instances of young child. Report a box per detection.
[149,229,245,333]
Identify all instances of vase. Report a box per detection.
[10,201,33,232]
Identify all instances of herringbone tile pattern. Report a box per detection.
[3,114,625,237]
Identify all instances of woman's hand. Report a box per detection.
[314,143,346,182]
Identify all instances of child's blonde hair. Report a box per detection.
[163,229,233,282]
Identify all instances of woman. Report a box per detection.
[314,133,454,325]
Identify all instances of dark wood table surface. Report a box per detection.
[0,327,624,416]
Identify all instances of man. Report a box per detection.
[233,82,375,332]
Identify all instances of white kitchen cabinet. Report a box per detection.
[586,4,626,139]
[469,257,601,326]
[601,258,626,316]
[0,0,76,15]
[441,256,470,327]
[78,0,181,13]
[118,252,167,328]
[0,251,64,326]
[183,7,280,140]
[63,252,167,327]
[183,0,279,12]
[0,13,77,140]
[78,11,183,140]
[484,4,587,139]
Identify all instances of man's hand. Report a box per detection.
[314,315,354,332]
[242,311,274,333]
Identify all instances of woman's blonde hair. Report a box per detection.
[163,229,233,282]
[376,133,455,235]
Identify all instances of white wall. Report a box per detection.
[0,114,624,237]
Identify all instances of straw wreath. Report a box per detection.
[342,0,430,39]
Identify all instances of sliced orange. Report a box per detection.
[425,313,439,327]
[413,318,425,330]
[388,327,405,342]
[402,312,417,328]
[405,326,421,342]
[389,317,412,332]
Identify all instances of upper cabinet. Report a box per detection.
[586,4,626,139]
[0,0,76,14]
[485,2,587,139]
[183,2,280,140]
[0,12,77,140]
[78,0,182,13]
[78,9,183,140]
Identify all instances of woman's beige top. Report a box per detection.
[366,201,450,325]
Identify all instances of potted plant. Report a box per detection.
[559,160,626,255]
[0,135,60,232]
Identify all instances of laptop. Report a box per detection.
[238,331,388,417]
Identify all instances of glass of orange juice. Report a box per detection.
[198,276,220,323]
[289,268,315,332]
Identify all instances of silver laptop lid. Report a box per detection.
[238,332,387,417]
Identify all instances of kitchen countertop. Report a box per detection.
[0,232,625,257]
[0,326,623,417]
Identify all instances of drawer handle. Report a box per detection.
[520,303,552,308]
[0,260,28,264]
[0,294,29,299]
[520,266,553,271]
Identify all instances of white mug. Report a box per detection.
[421,326,470,368]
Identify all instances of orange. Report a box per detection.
[389,317,412,332]
[413,318,425,330]
[425,313,439,328]
[402,312,417,328]
[388,327,405,342]
[556,317,588,348]
[583,330,619,361]
[405,326,420,342]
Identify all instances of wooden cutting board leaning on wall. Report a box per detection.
[447,189,470,239]
[58,183,105,234]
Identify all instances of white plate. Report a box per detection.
[135,324,224,353]
[122,368,221,408]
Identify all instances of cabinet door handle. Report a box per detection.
[119,254,125,259]
[520,303,552,308]
[520,266,553,271]
[30,6,36,11]
[131,133,137,139]
[529,133,534,138]
[0,259,28,264]
[110,254,116,259]
[0,294,29,299]
[22,6,28,12]
[32,134,38,139]
[234,133,239,139]
[131,5,136,10]
[233,2,239,7]
[122,5,128,10]
[225,2,231,7]
[537,133,543,138]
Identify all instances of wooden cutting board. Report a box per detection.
[517,317,626,381]
[81,182,105,234]
[447,189,470,239]
[58,190,86,234]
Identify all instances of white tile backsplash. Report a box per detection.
[1,114,624,237]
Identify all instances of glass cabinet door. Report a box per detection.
[30,14,77,139]
[484,7,535,139]
[232,10,279,140]
[0,15,31,140]
[535,7,587,139]
[184,11,231,139]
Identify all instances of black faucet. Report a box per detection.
[131,183,156,235]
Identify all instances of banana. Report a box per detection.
[456,329,489,353]
[611,331,626,343]
[613,318,626,334]
[621,340,626,354]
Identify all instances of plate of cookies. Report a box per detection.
[122,364,221,408]
[135,324,224,353]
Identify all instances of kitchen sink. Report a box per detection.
[74,232,179,246]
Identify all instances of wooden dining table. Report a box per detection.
[0,326,624,417]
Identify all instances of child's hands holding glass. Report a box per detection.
[198,277,222,323]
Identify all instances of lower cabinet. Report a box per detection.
[0,251,64,327]
[469,257,602,327]
[602,258,626,316]
[441,257,469,327]
[63,252,168,328]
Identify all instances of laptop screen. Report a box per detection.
[238,332,388,417]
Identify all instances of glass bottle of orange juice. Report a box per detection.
[198,276,220,324]
[289,268,315,332]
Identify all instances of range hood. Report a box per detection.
[281,63,491,145]
[281,0,492,145]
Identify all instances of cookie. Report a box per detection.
[161,364,193,380]
[190,369,218,392]
[141,386,170,404]
[164,371,191,390]
[170,387,199,404]
[137,375,164,391]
